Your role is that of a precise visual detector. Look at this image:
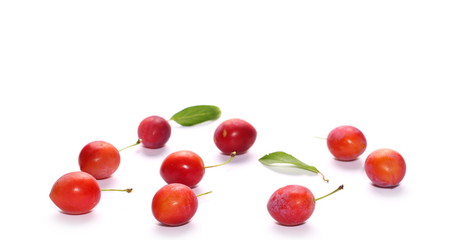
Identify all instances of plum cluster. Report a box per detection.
[49,106,257,226]
[49,106,406,228]
[266,125,406,226]
[326,125,406,188]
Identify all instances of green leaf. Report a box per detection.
[259,151,329,182]
[170,105,221,126]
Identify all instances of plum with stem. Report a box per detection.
[267,184,343,226]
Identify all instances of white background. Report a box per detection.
[1,1,457,239]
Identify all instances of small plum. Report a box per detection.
[364,148,406,188]
[49,171,101,215]
[49,171,132,215]
[160,150,235,188]
[267,184,343,226]
[267,185,315,226]
[138,115,171,149]
[79,140,141,179]
[79,141,120,180]
[152,183,203,226]
[327,125,367,161]
[160,150,205,188]
[214,118,257,155]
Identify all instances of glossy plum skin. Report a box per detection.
[160,150,205,188]
[138,115,171,149]
[327,125,367,161]
[79,141,120,179]
[152,183,198,226]
[213,118,257,155]
[49,171,101,215]
[267,185,315,226]
[365,148,406,188]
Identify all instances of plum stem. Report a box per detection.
[118,139,142,152]
[196,191,212,197]
[101,188,133,193]
[314,136,327,140]
[314,185,344,201]
[204,151,236,168]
